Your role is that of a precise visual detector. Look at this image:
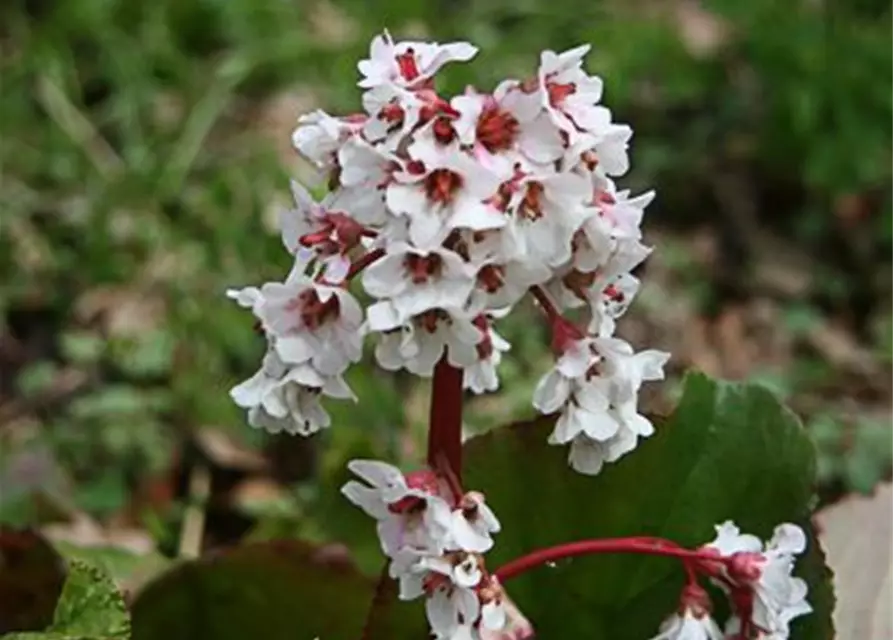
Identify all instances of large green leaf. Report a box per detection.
[130,541,415,640]
[367,372,834,638]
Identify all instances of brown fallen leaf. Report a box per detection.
[816,483,892,640]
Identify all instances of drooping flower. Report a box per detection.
[702,522,813,639]
[358,30,478,89]
[650,609,724,640]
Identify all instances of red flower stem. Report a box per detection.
[528,285,561,321]
[427,357,464,484]
[493,538,719,583]
[346,248,385,280]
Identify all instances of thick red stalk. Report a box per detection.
[427,357,464,485]
[494,538,714,583]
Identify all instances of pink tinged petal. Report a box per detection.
[502,87,542,123]
[451,315,484,346]
[519,114,564,163]
[604,426,639,463]
[449,196,506,233]
[568,435,607,475]
[451,511,493,552]
[450,94,485,145]
[273,335,316,365]
[596,125,632,176]
[579,408,620,442]
[341,480,390,519]
[322,254,350,284]
[709,521,763,556]
[322,374,356,401]
[386,182,429,217]
[367,300,402,332]
[230,370,268,408]
[261,388,289,419]
[347,458,406,490]
[568,103,612,134]
[533,370,571,413]
[768,523,807,555]
[362,252,408,298]
[549,405,585,445]
[227,286,262,309]
[557,340,593,377]
[411,335,446,376]
[408,207,449,250]
[481,601,507,631]
[394,286,442,319]
[425,590,457,636]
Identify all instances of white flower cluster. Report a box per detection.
[227,30,668,471]
[652,521,812,640]
[342,460,510,639]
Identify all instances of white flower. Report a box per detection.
[463,316,511,394]
[450,491,501,553]
[426,582,480,639]
[501,164,592,269]
[241,267,364,376]
[231,345,355,436]
[650,609,723,640]
[362,242,475,321]
[361,83,423,149]
[369,302,482,376]
[704,522,813,638]
[386,136,503,250]
[453,83,563,165]
[533,335,668,475]
[536,45,612,142]
[291,109,360,175]
[279,181,366,283]
[341,460,454,558]
[358,30,477,89]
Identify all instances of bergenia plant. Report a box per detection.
[227,31,827,640]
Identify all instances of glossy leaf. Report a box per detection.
[130,540,415,640]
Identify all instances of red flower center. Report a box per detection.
[403,253,444,284]
[425,169,463,204]
[476,105,519,153]
[395,48,420,81]
[476,265,505,293]
[518,182,545,220]
[547,81,576,107]
[290,289,341,330]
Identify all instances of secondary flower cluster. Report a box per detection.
[341,461,523,639]
[227,30,668,474]
[652,521,813,640]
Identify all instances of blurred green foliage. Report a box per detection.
[1,0,890,548]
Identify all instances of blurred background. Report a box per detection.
[1,0,891,584]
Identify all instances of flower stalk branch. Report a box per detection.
[493,537,718,583]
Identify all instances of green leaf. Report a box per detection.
[130,541,416,640]
[46,559,131,639]
[367,372,834,638]
[1,548,131,640]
